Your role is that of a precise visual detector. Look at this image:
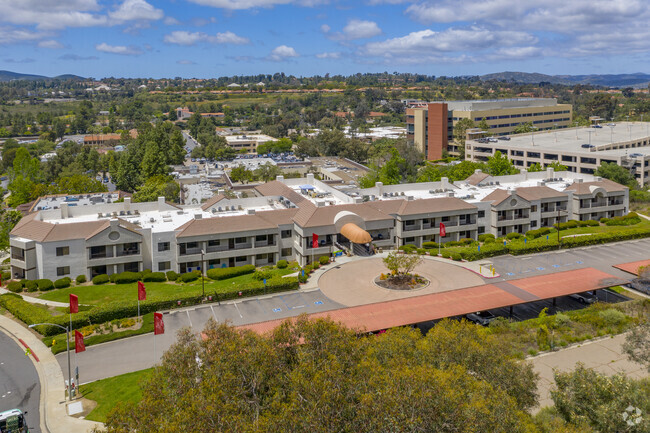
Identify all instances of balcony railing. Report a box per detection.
[234,243,253,250]
[117,248,140,257]
[254,240,276,247]
[11,254,25,261]
[459,219,476,226]
[403,224,421,232]
[180,247,202,256]
[206,245,228,253]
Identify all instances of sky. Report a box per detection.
[0,0,649,79]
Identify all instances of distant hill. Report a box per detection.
[480,71,650,88]
[0,70,85,82]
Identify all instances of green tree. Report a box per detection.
[168,129,186,165]
[453,118,475,158]
[132,175,180,203]
[595,162,636,187]
[0,210,22,251]
[51,175,107,195]
[254,162,281,182]
[478,117,491,136]
[141,141,169,180]
[528,162,568,173]
[230,165,254,184]
[487,151,518,176]
[514,122,535,134]
[113,147,141,192]
[7,148,41,206]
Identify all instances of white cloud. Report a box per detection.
[186,0,327,10]
[177,59,196,64]
[164,16,181,25]
[5,57,35,64]
[95,42,142,55]
[342,19,381,39]
[316,51,340,59]
[320,24,330,33]
[59,53,98,60]
[0,26,47,45]
[164,30,250,46]
[38,39,64,49]
[267,45,299,61]
[108,0,163,22]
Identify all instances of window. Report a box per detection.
[186,241,199,249]
[255,234,267,242]
[531,221,537,228]
[57,266,70,276]
[442,216,450,222]
[404,237,415,243]
[478,226,485,234]
[235,256,247,262]
[158,261,171,271]
[478,210,485,218]
[531,205,537,212]
[207,239,220,247]
[281,247,292,257]
[235,237,247,243]
[56,246,69,256]
[281,229,292,238]
[158,242,170,252]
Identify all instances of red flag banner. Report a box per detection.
[69,294,78,314]
[137,281,146,301]
[312,233,319,248]
[439,222,446,238]
[154,312,164,335]
[74,330,85,353]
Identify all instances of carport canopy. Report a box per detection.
[340,223,372,244]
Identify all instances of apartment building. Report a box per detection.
[10,171,628,281]
[466,122,650,185]
[406,98,573,160]
[224,134,277,154]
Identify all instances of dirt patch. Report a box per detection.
[374,275,429,291]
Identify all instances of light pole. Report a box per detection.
[553,123,558,142]
[200,249,205,299]
[574,121,579,139]
[587,129,593,147]
[29,323,71,401]
[531,126,538,146]
[609,123,615,144]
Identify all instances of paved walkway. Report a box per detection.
[531,333,648,410]
[0,315,102,433]
[0,288,69,307]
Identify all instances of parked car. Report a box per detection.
[497,136,511,140]
[569,291,598,304]
[593,124,603,129]
[465,311,496,326]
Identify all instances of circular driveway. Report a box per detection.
[317,256,485,307]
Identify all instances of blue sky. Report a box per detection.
[0,0,648,79]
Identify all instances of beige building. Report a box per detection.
[224,134,277,154]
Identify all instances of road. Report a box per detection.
[58,288,343,383]
[0,333,41,432]
[181,130,199,153]
[58,238,649,383]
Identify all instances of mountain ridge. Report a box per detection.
[480,71,650,88]
[0,70,85,82]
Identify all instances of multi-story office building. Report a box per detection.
[466,122,650,185]
[10,170,627,281]
[406,98,573,160]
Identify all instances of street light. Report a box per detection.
[574,121,579,140]
[609,123,615,144]
[531,126,538,146]
[553,123,558,142]
[200,249,205,299]
[29,323,72,401]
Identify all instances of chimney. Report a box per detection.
[546,167,555,179]
[217,189,225,195]
[60,202,69,219]
[194,213,202,220]
[158,196,165,210]
[246,209,256,215]
[306,173,315,184]
[510,189,517,196]
[521,168,528,180]
[441,177,449,190]
[474,169,482,174]
[124,197,131,212]
[275,175,285,182]
[375,181,383,195]
[595,176,602,182]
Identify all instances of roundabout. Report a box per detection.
[317,255,486,307]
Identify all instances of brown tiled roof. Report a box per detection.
[397,197,477,215]
[200,193,227,211]
[465,172,490,186]
[563,179,628,195]
[176,214,277,238]
[364,199,404,215]
[481,188,514,205]
[47,220,109,242]
[515,186,567,201]
[10,213,54,242]
[293,203,393,228]
[257,208,299,226]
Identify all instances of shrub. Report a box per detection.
[311,262,320,270]
[142,272,166,282]
[478,233,495,242]
[451,252,462,261]
[206,264,255,281]
[114,272,143,284]
[1,271,10,281]
[54,277,71,289]
[398,244,417,254]
[319,255,330,265]
[166,271,180,282]
[76,275,86,284]
[554,313,571,327]
[24,280,38,292]
[253,269,274,281]
[298,273,308,283]
[416,248,426,255]
[604,213,641,226]
[586,219,600,226]
[441,250,451,259]
[484,238,495,244]
[506,232,522,240]
[92,274,110,285]
[422,241,440,249]
[459,238,475,245]
[109,273,118,283]
[37,279,54,291]
[599,309,627,326]
[276,260,288,269]
[179,271,201,283]
[7,281,23,293]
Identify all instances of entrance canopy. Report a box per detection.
[340,223,372,244]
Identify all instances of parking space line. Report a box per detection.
[209,305,217,321]
[186,310,193,327]
[233,302,243,318]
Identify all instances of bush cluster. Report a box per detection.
[398,244,417,254]
[24,280,38,292]
[179,271,201,283]
[92,274,110,285]
[253,269,274,281]
[506,232,522,240]
[525,227,551,239]
[54,277,71,289]
[602,213,641,226]
[478,233,496,242]
[37,279,54,291]
[142,272,166,282]
[206,264,255,281]
[165,271,180,282]
[76,275,86,284]
[422,241,440,249]
[319,255,330,265]
[6,281,22,293]
[276,260,288,269]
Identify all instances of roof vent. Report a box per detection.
[194,214,202,220]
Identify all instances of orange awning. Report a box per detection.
[340,223,372,244]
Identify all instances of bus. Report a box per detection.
[0,409,29,433]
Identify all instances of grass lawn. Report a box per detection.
[38,268,294,306]
[80,368,153,423]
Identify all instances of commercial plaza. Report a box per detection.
[466,122,650,185]
[10,169,628,281]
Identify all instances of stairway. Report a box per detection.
[352,242,374,257]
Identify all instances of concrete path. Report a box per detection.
[0,314,102,433]
[0,288,69,307]
[531,333,648,410]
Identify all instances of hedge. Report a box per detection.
[506,232,523,240]
[54,277,71,289]
[179,271,201,283]
[165,271,179,282]
[24,280,38,292]
[92,274,110,285]
[422,241,440,249]
[37,279,54,291]
[142,272,166,282]
[604,213,641,226]
[398,245,417,254]
[114,272,141,285]
[7,281,22,293]
[276,260,288,269]
[206,264,255,281]
[526,227,552,239]
[253,269,273,281]
[478,234,495,242]
[76,275,86,284]
[1,276,299,337]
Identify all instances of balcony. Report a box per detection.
[11,253,25,261]
[89,247,113,260]
[234,243,253,250]
[117,247,140,257]
[459,219,476,226]
[254,240,276,248]
[206,244,228,253]
[403,224,421,232]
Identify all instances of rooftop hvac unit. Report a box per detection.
[400,192,405,196]
[149,217,155,223]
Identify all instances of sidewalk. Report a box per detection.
[530,333,648,410]
[0,288,69,307]
[0,315,102,433]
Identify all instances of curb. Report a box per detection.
[18,338,40,362]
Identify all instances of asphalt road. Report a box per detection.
[0,332,41,432]
[181,130,199,153]
[58,288,343,383]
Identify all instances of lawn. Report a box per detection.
[80,368,153,423]
[38,268,295,306]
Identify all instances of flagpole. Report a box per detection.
[153,333,156,364]
[138,300,140,323]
